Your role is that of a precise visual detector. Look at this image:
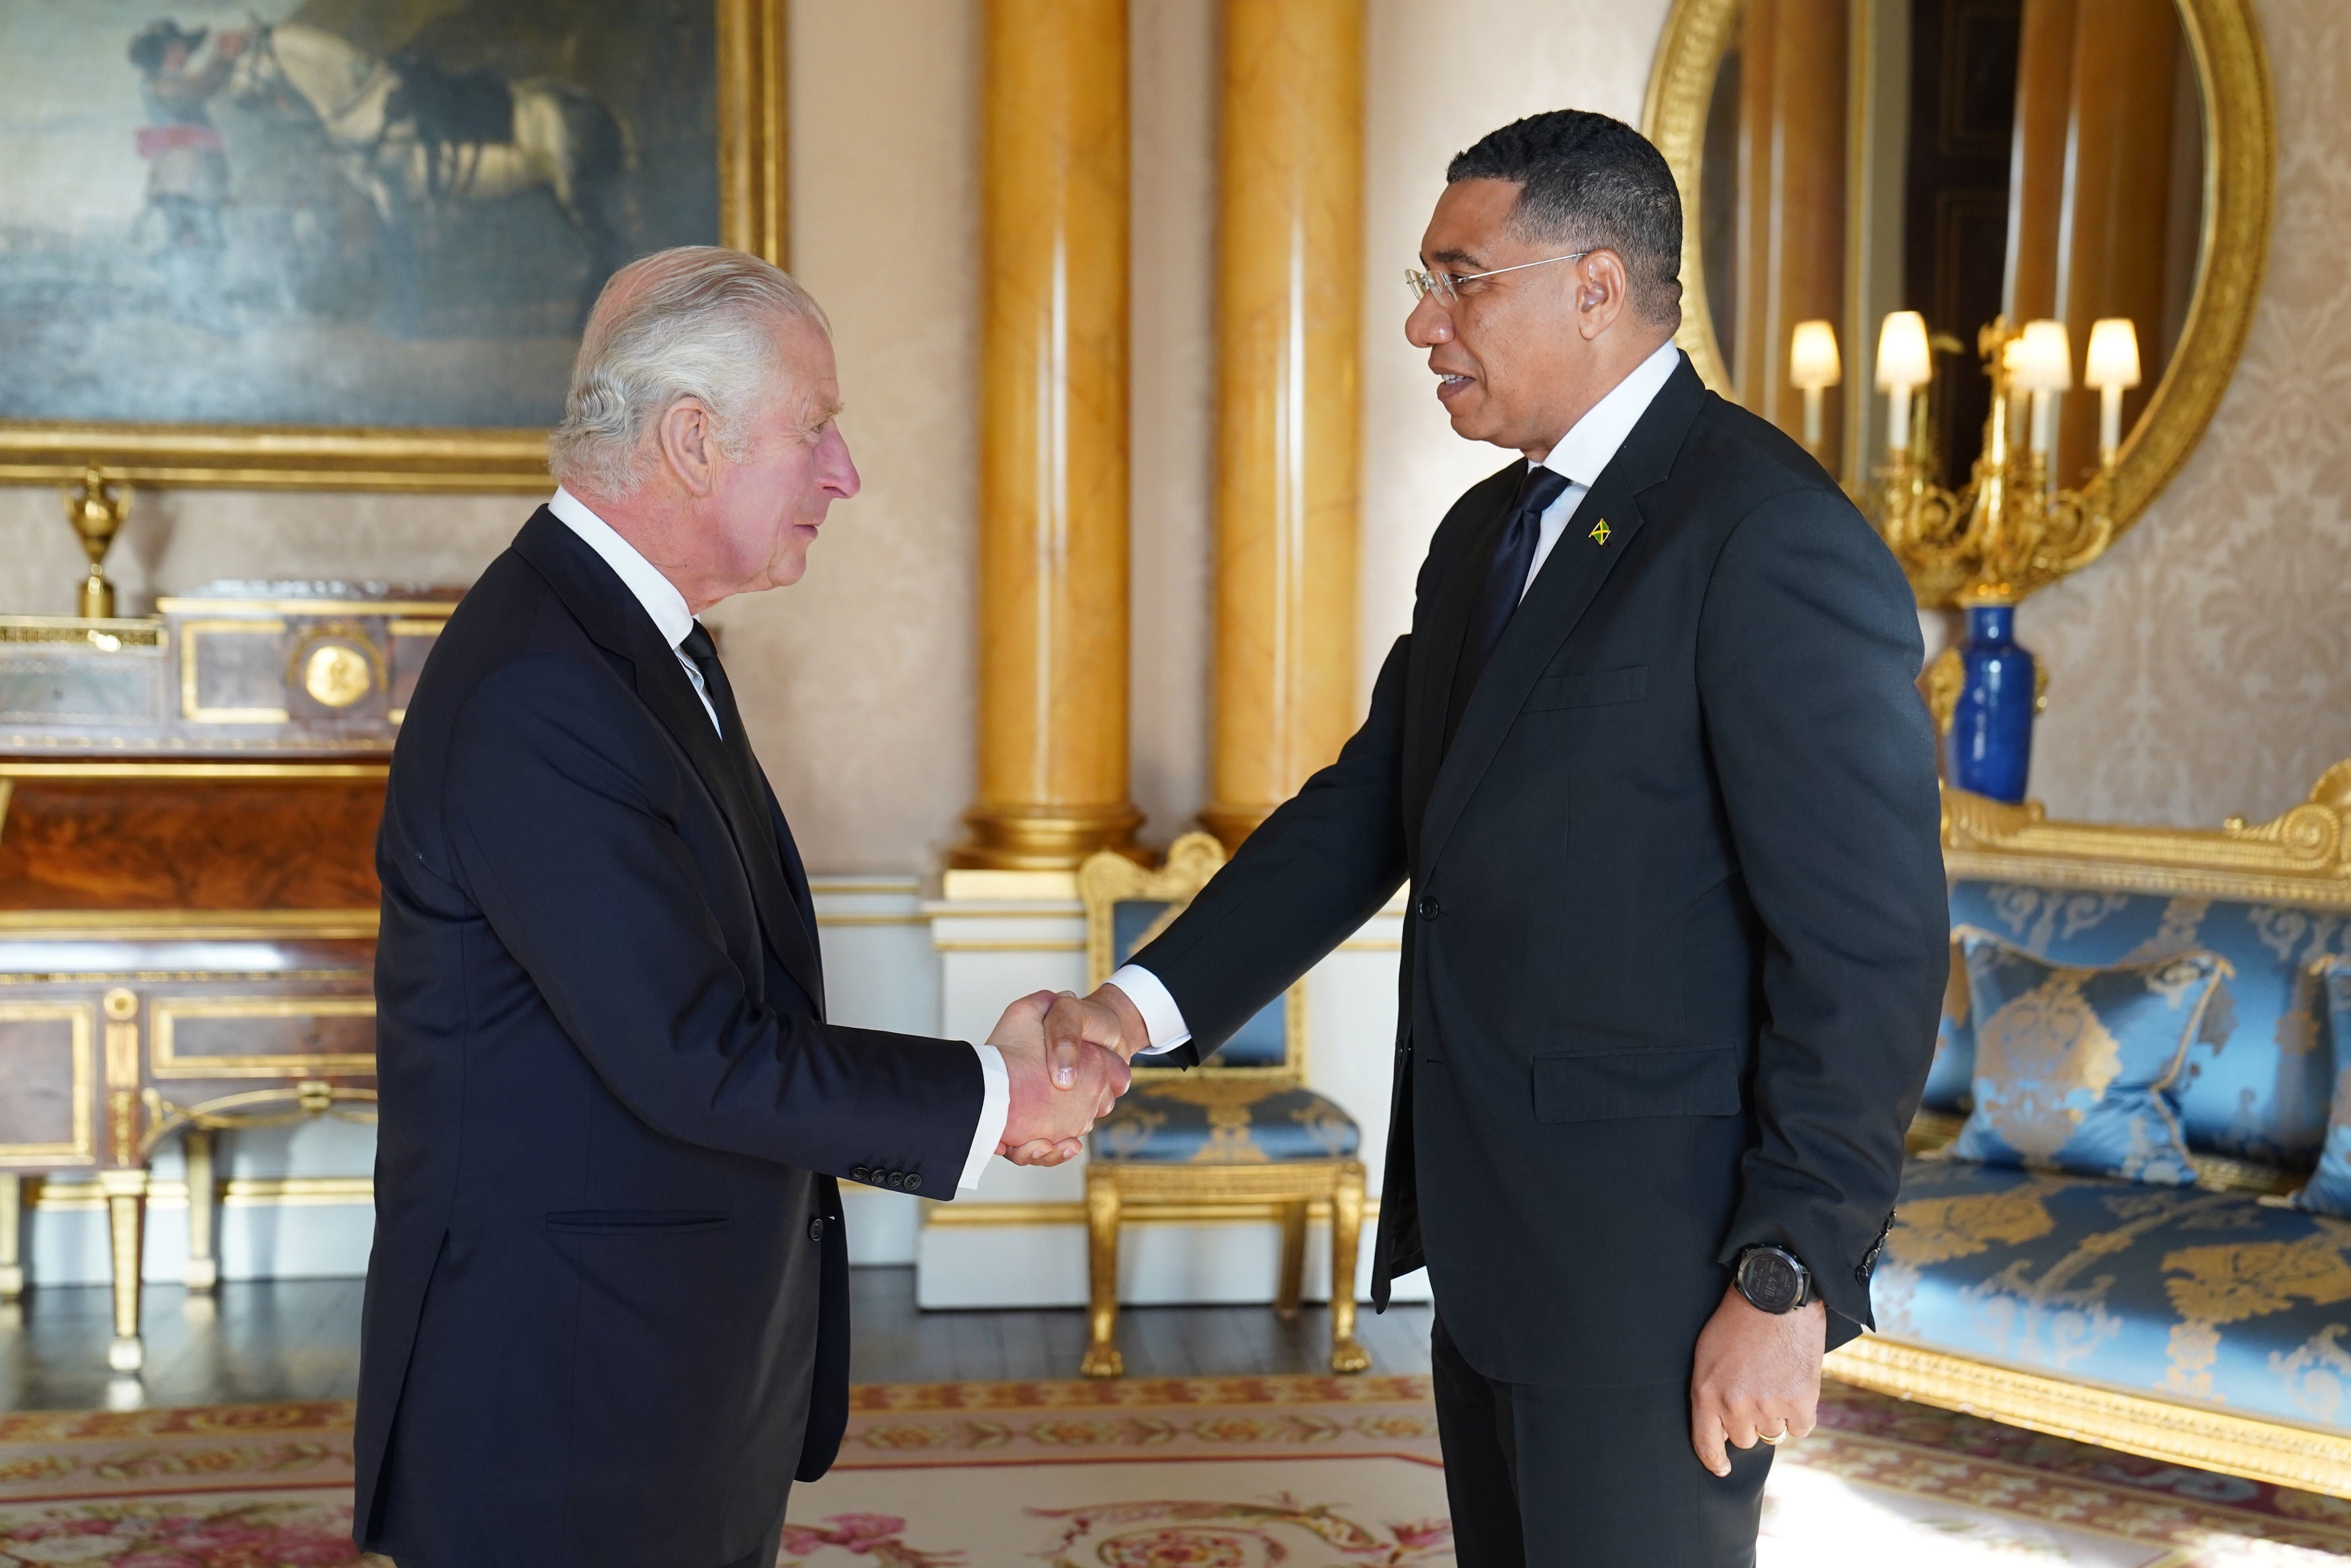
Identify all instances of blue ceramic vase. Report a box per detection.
[1946,604,2035,803]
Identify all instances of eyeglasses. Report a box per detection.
[1406,251,1592,306]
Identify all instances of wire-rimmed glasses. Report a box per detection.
[1406,250,1593,305]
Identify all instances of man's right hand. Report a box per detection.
[989,991,1131,1168]
[1043,984,1151,1086]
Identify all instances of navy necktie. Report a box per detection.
[1446,463,1572,751]
[680,622,760,799]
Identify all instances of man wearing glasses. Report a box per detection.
[1047,110,1946,1563]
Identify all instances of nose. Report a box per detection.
[1406,291,1452,348]
[822,424,860,500]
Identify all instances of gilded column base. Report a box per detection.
[1197,802,1274,856]
[951,803,1146,872]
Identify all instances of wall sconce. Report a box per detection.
[1788,318,1841,457]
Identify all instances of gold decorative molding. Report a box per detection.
[924,1195,1382,1229]
[1643,0,2274,576]
[0,0,786,492]
[0,911,379,941]
[1827,1336,2351,1497]
[1941,761,2351,909]
[25,1174,377,1211]
[148,995,375,1080]
[0,1001,95,1166]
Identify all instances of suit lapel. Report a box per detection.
[515,511,827,1007]
[1415,359,1710,879]
[1401,465,1523,860]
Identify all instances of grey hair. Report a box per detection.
[548,246,832,497]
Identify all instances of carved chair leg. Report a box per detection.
[181,1131,219,1295]
[100,1168,148,1373]
[1327,1160,1370,1373]
[1274,1200,1308,1321]
[0,1173,23,1302]
[1081,1165,1125,1378]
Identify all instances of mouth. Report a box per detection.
[1435,371,1476,404]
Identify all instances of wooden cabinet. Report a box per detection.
[0,586,453,1373]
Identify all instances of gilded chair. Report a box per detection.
[1075,833,1369,1377]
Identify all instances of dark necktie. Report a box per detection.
[680,622,762,803]
[1446,462,1572,751]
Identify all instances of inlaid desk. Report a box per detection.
[0,585,455,1373]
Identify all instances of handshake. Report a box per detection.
[987,986,1151,1168]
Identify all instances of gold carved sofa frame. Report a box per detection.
[1828,764,2351,1497]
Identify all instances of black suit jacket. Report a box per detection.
[1135,357,1947,1387]
[356,510,984,1568]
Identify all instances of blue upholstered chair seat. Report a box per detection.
[1090,1079,1362,1164]
[1879,1156,2351,1432]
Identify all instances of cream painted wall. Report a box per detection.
[3,0,2344,864]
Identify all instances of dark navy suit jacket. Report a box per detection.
[1135,358,1949,1387]
[356,510,983,1568]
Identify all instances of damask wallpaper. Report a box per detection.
[2020,0,2351,829]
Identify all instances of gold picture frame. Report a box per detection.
[0,0,787,494]
[1641,0,2274,575]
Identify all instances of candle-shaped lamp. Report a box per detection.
[2012,319,2072,464]
[1875,311,1932,455]
[2084,318,2141,467]
[1789,319,1840,456]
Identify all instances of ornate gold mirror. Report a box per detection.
[1644,0,2272,604]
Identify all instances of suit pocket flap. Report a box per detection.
[1532,1044,1740,1122]
[1525,665,1648,712]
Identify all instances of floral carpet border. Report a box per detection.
[844,1375,1432,1414]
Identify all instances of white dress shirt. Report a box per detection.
[547,488,1010,1189]
[1106,340,1685,1055]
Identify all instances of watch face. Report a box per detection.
[1740,1250,1802,1313]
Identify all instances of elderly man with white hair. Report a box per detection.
[355,246,1130,1568]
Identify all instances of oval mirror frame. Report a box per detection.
[1641,0,2274,600]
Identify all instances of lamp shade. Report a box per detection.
[1875,311,1932,391]
[2085,318,2142,390]
[2010,319,2074,393]
[1789,320,1841,389]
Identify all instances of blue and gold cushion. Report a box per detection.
[1947,929,2226,1186]
[1943,882,2338,1165]
[2293,958,2351,1218]
[1877,1158,2351,1431]
[1091,1078,1360,1164]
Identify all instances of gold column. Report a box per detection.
[1199,0,1366,851]
[954,0,1141,870]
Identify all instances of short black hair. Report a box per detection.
[1447,110,1683,328]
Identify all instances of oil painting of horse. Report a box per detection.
[0,0,725,437]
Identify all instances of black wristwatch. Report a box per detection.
[1733,1245,1817,1314]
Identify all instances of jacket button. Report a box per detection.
[850,1166,870,1183]
[1417,894,1441,921]
[887,1171,905,1189]
[903,1174,922,1193]
[808,1217,826,1242]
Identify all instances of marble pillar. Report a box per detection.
[1199,0,1367,851]
[955,0,1141,872]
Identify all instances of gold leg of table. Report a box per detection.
[100,1168,148,1374]
[181,1130,219,1295]
[1274,1199,1308,1321]
[0,1173,23,1302]
[1328,1160,1370,1373]
[1081,1165,1125,1378]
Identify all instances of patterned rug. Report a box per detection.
[1,1379,2346,1565]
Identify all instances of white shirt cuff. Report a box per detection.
[960,1042,1010,1190]
[1106,964,1192,1054]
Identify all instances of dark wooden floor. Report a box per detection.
[0,1269,1433,1411]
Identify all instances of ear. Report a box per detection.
[1573,250,1632,341]
[656,397,721,497]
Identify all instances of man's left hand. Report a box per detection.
[1688,1284,1824,1477]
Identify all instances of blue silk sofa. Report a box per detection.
[1827,764,2351,1495]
